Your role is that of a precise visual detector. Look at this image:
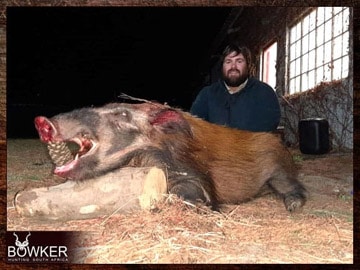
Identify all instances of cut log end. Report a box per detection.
[139,167,168,210]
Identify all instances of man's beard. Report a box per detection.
[222,69,248,87]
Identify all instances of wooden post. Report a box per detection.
[14,167,167,221]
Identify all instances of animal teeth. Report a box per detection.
[47,141,73,166]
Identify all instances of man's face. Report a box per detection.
[222,51,249,87]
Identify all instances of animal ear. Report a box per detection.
[150,109,192,135]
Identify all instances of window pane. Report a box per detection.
[290,61,295,78]
[316,45,324,66]
[334,12,343,36]
[333,7,343,15]
[303,15,309,34]
[309,50,315,70]
[261,42,277,89]
[324,62,331,81]
[309,30,316,50]
[317,24,324,46]
[317,7,325,25]
[324,41,332,64]
[290,25,297,43]
[309,70,315,89]
[309,10,316,30]
[316,66,324,84]
[296,23,301,41]
[343,8,350,32]
[333,58,342,80]
[295,58,301,76]
[342,31,349,56]
[333,35,343,59]
[324,20,332,42]
[301,73,308,91]
[342,55,349,78]
[302,34,309,54]
[295,76,300,92]
[302,53,309,71]
[295,40,301,58]
[290,42,296,59]
[324,7,333,21]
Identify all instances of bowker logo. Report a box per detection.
[7,232,68,263]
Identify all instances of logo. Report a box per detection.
[13,232,31,251]
[7,232,69,263]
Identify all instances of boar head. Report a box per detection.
[34,102,192,180]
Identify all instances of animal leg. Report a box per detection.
[169,179,218,210]
[267,172,308,212]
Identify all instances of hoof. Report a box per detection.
[284,194,306,212]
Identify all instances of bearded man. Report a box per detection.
[190,43,281,132]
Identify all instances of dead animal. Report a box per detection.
[34,101,307,212]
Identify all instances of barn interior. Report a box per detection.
[2,4,355,264]
[212,7,353,152]
[5,6,353,152]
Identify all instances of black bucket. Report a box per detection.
[299,118,330,154]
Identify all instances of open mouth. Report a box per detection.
[34,116,97,177]
[47,138,96,176]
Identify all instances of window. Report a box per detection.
[288,7,350,94]
[261,42,277,90]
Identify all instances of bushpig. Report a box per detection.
[34,101,307,212]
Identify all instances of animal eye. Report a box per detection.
[112,109,132,123]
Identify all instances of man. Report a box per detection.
[190,43,281,132]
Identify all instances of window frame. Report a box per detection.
[260,41,278,91]
[286,7,350,95]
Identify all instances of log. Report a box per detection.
[14,167,167,221]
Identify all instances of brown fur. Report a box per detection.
[180,113,297,203]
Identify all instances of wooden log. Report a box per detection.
[14,167,167,221]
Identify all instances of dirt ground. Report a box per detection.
[6,139,353,264]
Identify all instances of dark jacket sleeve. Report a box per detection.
[190,87,209,120]
[245,82,281,131]
[267,87,281,130]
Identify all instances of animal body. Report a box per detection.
[34,101,307,212]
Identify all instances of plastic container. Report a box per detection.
[299,118,329,154]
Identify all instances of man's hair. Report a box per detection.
[221,43,254,76]
[221,43,252,66]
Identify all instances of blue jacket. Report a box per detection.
[190,77,281,132]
